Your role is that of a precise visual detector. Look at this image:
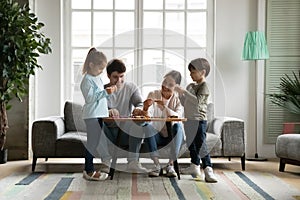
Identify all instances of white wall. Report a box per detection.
[33,0,63,119]
[32,0,276,158]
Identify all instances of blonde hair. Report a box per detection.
[82,47,107,74]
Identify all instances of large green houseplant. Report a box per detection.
[268,70,300,115]
[0,0,51,163]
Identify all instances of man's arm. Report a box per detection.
[131,87,144,109]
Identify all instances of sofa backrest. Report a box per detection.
[64,101,86,132]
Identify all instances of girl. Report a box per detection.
[80,47,116,181]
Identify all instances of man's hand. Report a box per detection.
[109,108,119,117]
[132,108,149,117]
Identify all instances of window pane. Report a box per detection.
[187,12,206,47]
[143,28,163,48]
[93,0,113,9]
[143,49,163,66]
[115,31,135,48]
[187,0,207,9]
[72,0,91,9]
[115,49,134,82]
[115,0,134,10]
[144,12,163,29]
[186,49,208,62]
[143,0,163,10]
[165,30,184,48]
[165,0,185,10]
[94,12,113,47]
[165,49,187,86]
[115,12,134,34]
[142,50,164,98]
[72,12,91,47]
[165,12,184,34]
[165,50,185,73]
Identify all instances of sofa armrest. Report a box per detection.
[210,117,245,156]
[32,116,65,157]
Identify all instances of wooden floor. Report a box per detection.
[1,157,299,190]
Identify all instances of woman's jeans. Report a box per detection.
[184,120,212,169]
[144,123,184,161]
[84,118,111,173]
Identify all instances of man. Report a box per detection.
[103,58,148,173]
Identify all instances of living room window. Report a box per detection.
[63,0,214,102]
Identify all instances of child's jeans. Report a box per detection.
[84,118,111,173]
[184,120,212,169]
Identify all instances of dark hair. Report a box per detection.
[106,59,126,75]
[164,70,182,85]
[188,58,210,77]
[82,47,107,74]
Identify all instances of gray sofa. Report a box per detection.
[31,101,245,171]
[275,134,300,172]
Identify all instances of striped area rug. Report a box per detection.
[0,170,299,200]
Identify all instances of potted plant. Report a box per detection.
[268,70,300,115]
[0,0,51,163]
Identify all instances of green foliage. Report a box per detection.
[0,0,51,108]
[268,70,300,115]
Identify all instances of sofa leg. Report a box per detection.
[279,158,285,172]
[241,154,246,171]
[32,155,37,172]
[45,158,48,162]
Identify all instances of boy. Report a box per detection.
[175,58,217,183]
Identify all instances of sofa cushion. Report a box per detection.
[276,134,300,161]
[64,101,86,132]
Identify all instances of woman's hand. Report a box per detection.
[154,99,167,111]
[143,99,154,111]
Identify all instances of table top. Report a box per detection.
[103,117,187,122]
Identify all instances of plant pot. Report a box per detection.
[0,149,8,164]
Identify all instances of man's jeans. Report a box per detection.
[104,121,146,163]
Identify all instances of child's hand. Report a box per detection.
[174,85,185,96]
[106,85,117,94]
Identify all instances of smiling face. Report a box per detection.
[161,75,176,99]
[108,71,125,88]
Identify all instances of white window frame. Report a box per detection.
[63,0,215,102]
